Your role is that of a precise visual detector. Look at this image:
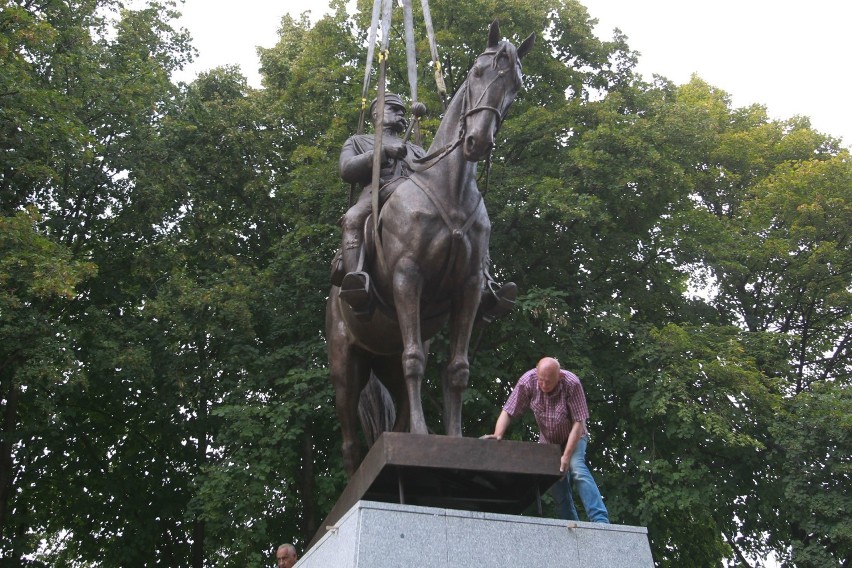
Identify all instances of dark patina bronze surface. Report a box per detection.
[328,21,535,477]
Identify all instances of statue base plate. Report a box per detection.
[309,432,564,550]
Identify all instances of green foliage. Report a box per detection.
[770,381,851,567]
[0,208,97,561]
[622,324,782,566]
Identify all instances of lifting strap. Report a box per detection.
[420,0,447,110]
[370,0,393,276]
[358,0,383,136]
[402,0,421,143]
[358,0,444,134]
[403,0,417,103]
[359,0,447,268]
[350,0,383,206]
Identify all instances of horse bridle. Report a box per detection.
[459,44,519,135]
[406,46,520,173]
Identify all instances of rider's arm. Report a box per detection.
[339,137,378,185]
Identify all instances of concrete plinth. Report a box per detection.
[297,500,654,568]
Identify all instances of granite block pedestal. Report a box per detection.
[298,500,654,567]
[302,434,653,566]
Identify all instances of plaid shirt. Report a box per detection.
[503,368,589,445]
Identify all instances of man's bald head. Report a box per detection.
[535,357,561,393]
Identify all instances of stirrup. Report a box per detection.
[339,271,374,319]
[477,281,518,323]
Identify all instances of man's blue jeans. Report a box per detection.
[550,435,609,523]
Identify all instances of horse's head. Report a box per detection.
[461,20,535,162]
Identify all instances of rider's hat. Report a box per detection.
[370,92,406,115]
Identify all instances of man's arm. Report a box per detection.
[560,420,584,473]
[481,410,512,440]
[482,373,531,440]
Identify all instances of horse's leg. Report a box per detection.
[372,355,410,433]
[443,272,484,436]
[333,347,371,476]
[392,258,428,434]
[328,292,371,476]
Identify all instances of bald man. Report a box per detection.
[483,357,609,523]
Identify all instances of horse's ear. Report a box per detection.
[488,20,500,48]
[517,32,536,59]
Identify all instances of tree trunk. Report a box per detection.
[191,517,205,568]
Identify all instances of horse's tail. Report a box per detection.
[358,373,396,447]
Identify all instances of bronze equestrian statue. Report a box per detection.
[327,21,535,476]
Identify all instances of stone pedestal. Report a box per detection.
[302,434,654,566]
[297,500,654,567]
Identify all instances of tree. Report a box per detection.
[771,380,851,567]
[1,0,193,563]
[668,78,850,565]
[0,208,96,561]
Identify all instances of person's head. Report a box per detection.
[370,92,407,134]
[535,357,561,393]
[276,544,297,568]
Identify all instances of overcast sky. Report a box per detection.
[173,0,851,147]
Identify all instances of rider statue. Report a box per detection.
[334,92,517,321]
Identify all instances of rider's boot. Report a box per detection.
[476,279,518,324]
[340,271,371,309]
[338,236,374,317]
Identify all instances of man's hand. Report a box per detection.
[483,411,511,442]
[383,139,408,160]
[560,454,571,474]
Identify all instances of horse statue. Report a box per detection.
[327,21,535,476]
